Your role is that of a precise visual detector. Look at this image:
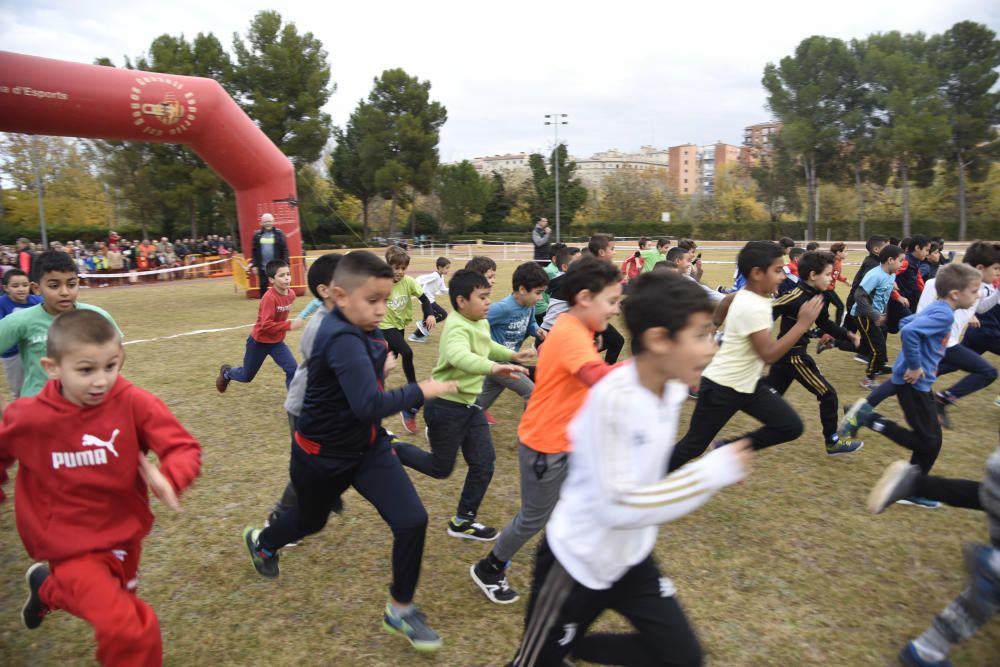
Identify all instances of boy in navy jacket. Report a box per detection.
[241,251,456,653]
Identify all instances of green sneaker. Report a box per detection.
[838,399,874,440]
[826,437,864,456]
[382,603,442,652]
[242,526,279,578]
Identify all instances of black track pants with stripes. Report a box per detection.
[508,538,702,667]
[767,351,839,441]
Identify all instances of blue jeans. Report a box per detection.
[937,342,998,400]
[226,336,297,387]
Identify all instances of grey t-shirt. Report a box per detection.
[284,305,330,416]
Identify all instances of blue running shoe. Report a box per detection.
[898,641,952,667]
[383,603,442,652]
[897,496,941,509]
[825,436,864,457]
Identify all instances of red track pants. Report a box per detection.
[41,545,162,666]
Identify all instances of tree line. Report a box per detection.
[1,15,996,243]
[761,21,1000,241]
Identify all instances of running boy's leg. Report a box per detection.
[42,549,162,667]
[735,380,805,451]
[573,556,702,667]
[456,406,495,523]
[226,337,271,383]
[857,316,887,378]
[904,449,1000,664]
[492,447,569,563]
[870,385,942,473]
[783,353,839,442]
[478,373,535,411]
[669,378,743,471]
[382,327,417,384]
[395,398,466,478]
[266,341,298,387]
[258,445,354,551]
[937,343,998,401]
[351,439,429,605]
[509,538,605,667]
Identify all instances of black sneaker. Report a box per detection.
[22,563,50,630]
[470,561,519,604]
[216,364,232,393]
[447,517,499,542]
[934,392,955,430]
[242,526,279,578]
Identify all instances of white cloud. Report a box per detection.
[2,0,997,161]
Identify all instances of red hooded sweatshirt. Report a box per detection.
[0,377,201,562]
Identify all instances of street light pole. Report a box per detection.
[30,136,48,250]
[544,113,567,243]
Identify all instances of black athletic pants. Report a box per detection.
[395,398,495,521]
[767,351,839,441]
[258,436,428,604]
[382,327,417,384]
[857,315,888,377]
[914,476,983,510]
[827,289,845,326]
[508,538,702,667]
[669,377,804,472]
[871,384,943,474]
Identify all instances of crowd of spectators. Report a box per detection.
[0,232,239,285]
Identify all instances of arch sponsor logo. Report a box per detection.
[130,76,198,137]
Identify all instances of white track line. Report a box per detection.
[123,323,253,346]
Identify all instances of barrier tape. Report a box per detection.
[79,257,231,279]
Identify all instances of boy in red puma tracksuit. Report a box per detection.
[0,310,201,667]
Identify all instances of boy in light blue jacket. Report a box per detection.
[840,262,983,508]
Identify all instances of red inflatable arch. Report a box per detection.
[0,50,303,297]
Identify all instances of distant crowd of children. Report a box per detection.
[0,223,997,666]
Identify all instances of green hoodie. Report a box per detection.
[432,310,513,404]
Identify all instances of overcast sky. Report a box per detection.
[2,0,998,163]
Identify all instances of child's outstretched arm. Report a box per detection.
[750,296,822,364]
[136,392,202,497]
[576,388,751,530]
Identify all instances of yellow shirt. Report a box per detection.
[703,289,773,393]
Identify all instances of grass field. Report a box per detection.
[1,248,998,666]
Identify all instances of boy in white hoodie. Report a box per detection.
[507,271,752,667]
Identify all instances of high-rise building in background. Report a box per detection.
[699,143,741,195]
[740,121,782,168]
[667,144,699,195]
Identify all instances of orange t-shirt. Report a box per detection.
[518,313,602,454]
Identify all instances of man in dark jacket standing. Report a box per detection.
[532,217,551,267]
[251,213,289,297]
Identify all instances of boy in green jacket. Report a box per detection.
[0,251,121,408]
[395,269,533,540]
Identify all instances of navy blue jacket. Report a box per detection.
[297,307,423,458]
[895,253,924,305]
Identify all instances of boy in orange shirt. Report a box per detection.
[470,257,623,604]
